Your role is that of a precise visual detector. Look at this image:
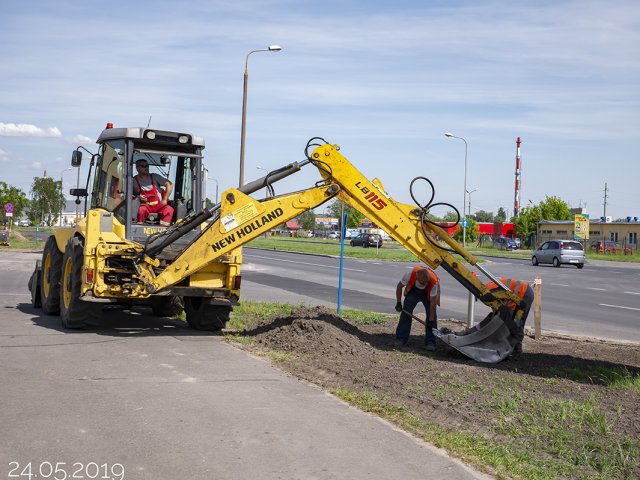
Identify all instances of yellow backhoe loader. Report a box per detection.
[28,126,532,363]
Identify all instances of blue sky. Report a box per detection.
[1,0,638,220]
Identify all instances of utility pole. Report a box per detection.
[603,182,609,219]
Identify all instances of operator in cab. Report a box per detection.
[394,265,440,350]
[133,159,174,226]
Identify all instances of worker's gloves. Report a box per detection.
[395,302,403,312]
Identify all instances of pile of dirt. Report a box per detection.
[247,306,378,357]
[240,305,640,478]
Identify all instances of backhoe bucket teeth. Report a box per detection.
[434,312,518,363]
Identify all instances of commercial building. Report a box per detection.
[537,219,639,251]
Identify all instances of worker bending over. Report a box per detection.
[394,266,440,350]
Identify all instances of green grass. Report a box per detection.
[550,366,640,394]
[338,308,390,325]
[585,252,639,263]
[248,236,420,261]
[0,237,45,250]
[335,388,640,480]
[257,349,297,363]
[228,300,297,330]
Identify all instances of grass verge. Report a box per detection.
[335,388,639,480]
[551,366,640,394]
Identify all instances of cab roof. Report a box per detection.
[96,127,205,148]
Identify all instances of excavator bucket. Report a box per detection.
[433,309,523,363]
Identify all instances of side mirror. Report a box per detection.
[160,155,171,165]
[70,188,88,197]
[71,150,82,167]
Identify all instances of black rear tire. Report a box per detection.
[184,297,231,331]
[60,237,101,329]
[150,296,184,317]
[553,257,560,268]
[40,236,63,315]
[577,263,584,269]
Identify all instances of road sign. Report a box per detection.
[4,203,14,213]
[6,212,13,217]
[461,219,468,228]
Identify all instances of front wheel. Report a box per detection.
[553,257,560,268]
[184,297,231,331]
[531,256,539,266]
[577,263,584,269]
[60,237,101,328]
[40,236,63,314]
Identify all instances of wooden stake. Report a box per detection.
[533,276,542,339]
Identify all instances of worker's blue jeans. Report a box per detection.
[395,289,438,345]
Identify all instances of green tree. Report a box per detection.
[473,210,494,223]
[495,207,507,223]
[326,200,364,230]
[539,195,572,221]
[0,181,29,222]
[452,217,479,243]
[30,177,65,226]
[204,197,215,209]
[442,210,460,222]
[296,210,316,230]
[514,206,541,240]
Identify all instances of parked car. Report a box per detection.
[18,220,30,227]
[350,233,383,248]
[589,240,632,255]
[327,231,339,239]
[532,239,584,268]
[494,236,518,250]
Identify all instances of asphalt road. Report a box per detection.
[242,248,640,343]
[0,251,487,480]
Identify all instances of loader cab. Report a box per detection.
[89,126,206,246]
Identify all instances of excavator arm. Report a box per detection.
[138,140,530,362]
[310,143,530,362]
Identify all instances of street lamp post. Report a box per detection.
[59,168,72,226]
[465,187,479,327]
[239,45,282,188]
[446,132,476,327]
[466,188,478,219]
[209,178,219,205]
[256,165,268,198]
[445,133,468,248]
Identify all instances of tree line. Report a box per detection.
[1,178,66,226]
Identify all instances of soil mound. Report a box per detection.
[245,306,376,357]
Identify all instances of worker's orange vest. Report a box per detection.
[486,277,529,310]
[405,266,440,305]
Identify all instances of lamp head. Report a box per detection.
[268,45,282,51]
[444,132,454,137]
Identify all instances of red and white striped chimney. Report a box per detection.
[514,137,521,218]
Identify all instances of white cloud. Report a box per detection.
[0,148,10,163]
[0,123,62,137]
[71,134,94,144]
[31,162,42,169]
